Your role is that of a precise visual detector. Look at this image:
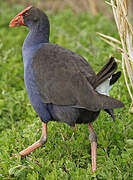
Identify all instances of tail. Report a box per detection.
[93,57,124,121]
[92,57,119,88]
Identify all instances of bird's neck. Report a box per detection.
[22,26,49,63]
[23,28,49,50]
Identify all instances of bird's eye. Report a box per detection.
[33,17,38,22]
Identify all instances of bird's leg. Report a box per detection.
[19,122,47,157]
[88,123,97,173]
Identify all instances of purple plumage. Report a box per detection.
[9,6,124,172]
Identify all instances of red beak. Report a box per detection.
[9,6,32,27]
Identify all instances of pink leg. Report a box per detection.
[19,122,47,157]
[88,123,97,173]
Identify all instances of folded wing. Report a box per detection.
[32,44,124,111]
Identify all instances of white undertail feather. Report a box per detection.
[96,77,112,96]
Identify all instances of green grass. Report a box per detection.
[0,3,133,180]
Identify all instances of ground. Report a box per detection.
[0,3,133,180]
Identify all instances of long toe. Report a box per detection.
[19,122,47,157]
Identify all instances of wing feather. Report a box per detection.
[32,44,124,111]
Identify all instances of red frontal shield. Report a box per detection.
[9,6,32,27]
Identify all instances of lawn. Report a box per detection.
[0,3,133,180]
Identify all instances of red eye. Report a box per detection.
[25,13,29,16]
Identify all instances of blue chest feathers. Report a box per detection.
[22,44,51,123]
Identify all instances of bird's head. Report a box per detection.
[9,6,49,31]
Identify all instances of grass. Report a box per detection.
[0,3,133,180]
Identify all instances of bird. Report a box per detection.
[9,6,124,173]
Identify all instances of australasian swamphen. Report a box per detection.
[9,6,124,172]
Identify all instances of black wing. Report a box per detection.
[32,44,124,111]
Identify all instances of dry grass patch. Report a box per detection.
[98,0,133,109]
